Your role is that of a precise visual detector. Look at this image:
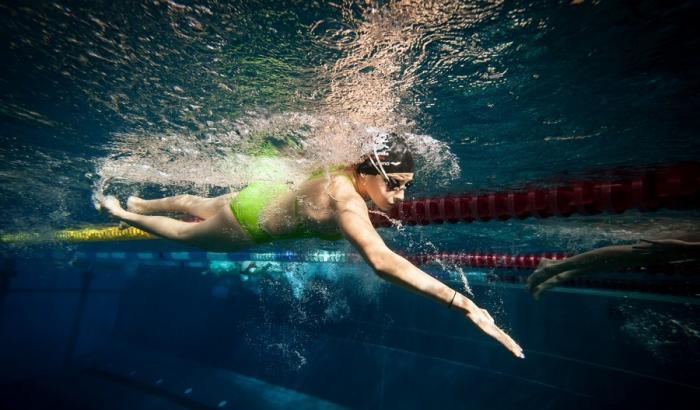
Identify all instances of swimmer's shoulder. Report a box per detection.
[328,172,357,194]
[327,174,366,214]
[302,171,359,203]
[297,171,353,195]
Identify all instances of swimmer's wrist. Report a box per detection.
[450,292,476,313]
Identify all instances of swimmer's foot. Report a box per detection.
[100,196,127,220]
[126,196,149,214]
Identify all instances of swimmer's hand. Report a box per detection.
[526,258,586,300]
[465,304,524,359]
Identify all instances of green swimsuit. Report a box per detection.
[229,176,346,243]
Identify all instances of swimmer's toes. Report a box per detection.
[100,196,124,217]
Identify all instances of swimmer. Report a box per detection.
[100,134,524,358]
[527,234,700,299]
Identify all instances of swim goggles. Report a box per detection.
[385,175,413,191]
[368,147,413,191]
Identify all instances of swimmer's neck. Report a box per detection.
[315,166,368,200]
[348,168,370,200]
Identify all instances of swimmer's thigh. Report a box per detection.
[180,205,254,251]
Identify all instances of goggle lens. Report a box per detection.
[386,177,413,191]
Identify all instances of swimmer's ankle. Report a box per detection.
[127,196,146,214]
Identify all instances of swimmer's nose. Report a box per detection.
[394,190,405,201]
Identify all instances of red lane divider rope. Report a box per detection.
[404,252,569,270]
[371,163,700,227]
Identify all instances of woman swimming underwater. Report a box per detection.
[100,134,524,358]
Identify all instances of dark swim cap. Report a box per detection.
[356,133,414,175]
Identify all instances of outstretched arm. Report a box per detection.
[527,237,700,299]
[332,186,523,358]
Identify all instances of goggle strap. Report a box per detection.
[369,148,411,191]
[369,147,391,181]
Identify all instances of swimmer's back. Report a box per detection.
[260,171,355,239]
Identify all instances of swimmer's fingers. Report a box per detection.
[497,328,525,359]
[526,270,548,292]
[526,259,556,292]
[488,325,524,359]
[532,269,584,300]
[466,309,524,358]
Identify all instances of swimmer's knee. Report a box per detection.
[179,194,198,203]
[173,224,198,241]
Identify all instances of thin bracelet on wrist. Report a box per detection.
[447,290,457,309]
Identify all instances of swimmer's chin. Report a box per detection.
[378,202,395,212]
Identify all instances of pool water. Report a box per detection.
[1,1,699,409]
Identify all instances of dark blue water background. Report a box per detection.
[1,1,699,409]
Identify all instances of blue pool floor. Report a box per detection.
[0,253,698,409]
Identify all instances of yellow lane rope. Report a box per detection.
[1,225,155,243]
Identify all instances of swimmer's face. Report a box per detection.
[365,172,414,211]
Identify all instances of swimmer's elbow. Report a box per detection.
[365,246,397,278]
